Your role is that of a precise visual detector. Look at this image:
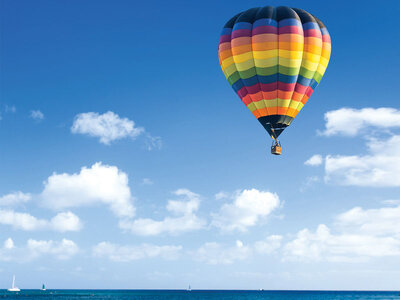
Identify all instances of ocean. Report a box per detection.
[0,290,399,299]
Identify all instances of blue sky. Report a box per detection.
[1,0,400,290]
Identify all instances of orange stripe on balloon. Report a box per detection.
[231,37,253,47]
[252,41,278,51]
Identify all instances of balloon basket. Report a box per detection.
[271,141,282,155]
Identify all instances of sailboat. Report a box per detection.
[41,284,46,291]
[187,284,191,291]
[7,275,20,292]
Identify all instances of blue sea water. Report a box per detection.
[0,290,399,300]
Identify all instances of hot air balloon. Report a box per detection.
[218,6,331,155]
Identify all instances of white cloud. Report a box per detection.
[211,189,280,232]
[194,235,282,265]
[335,205,400,238]
[382,199,400,205]
[5,105,16,113]
[254,235,283,254]
[0,209,48,230]
[30,110,44,121]
[4,238,14,249]
[304,154,323,166]
[0,238,79,261]
[0,209,82,232]
[119,189,205,235]
[145,134,162,150]
[27,239,79,260]
[41,162,135,218]
[71,111,144,145]
[284,204,400,262]
[93,242,182,262]
[0,191,31,206]
[141,178,153,185]
[299,176,320,192]
[195,240,251,265]
[50,211,83,232]
[325,135,400,187]
[284,224,400,262]
[0,239,15,261]
[215,191,229,200]
[321,107,400,136]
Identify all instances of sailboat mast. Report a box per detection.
[12,275,15,288]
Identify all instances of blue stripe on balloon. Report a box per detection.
[310,79,318,89]
[221,28,232,35]
[253,18,278,28]
[321,28,329,35]
[231,73,299,91]
[296,75,312,87]
[278,74,298,84]
[258,74,278,84]
[278,18,302,27]
[232,80,244,93]
[232,22,252,30]
[302,22,319,30]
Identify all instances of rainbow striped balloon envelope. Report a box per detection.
[218,6,331,141]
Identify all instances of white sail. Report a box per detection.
[8,275,20,292]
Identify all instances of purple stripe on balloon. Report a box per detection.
[231,29,252,39]
[237,82,297,96]
[252,26,278,35]
[219,35,231,44]
[278,26,303,35]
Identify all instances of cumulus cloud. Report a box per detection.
[321,107,400,136]
[30,110,44,121]
[0,209,48,230]
[195,240,251,265]
[304,154,323,166]
[93,242,182,262]
[27,239,79,260]
[0,191,31,206]
[254,235,283,254]
[4,238,14,249]
[215,191,229,200]
[307,107,400,186]
[41,162,135,218]
[284,204,400,262]
[0,209,82,232]
[0,238,79,262]
[194,235,282,265]
[119,189,205,235]
[325,135,400,187]
[71,111,144,145]
[50,211,83,232]
[335,205,400,238]
[211,189,280,232]
[284,224,400,262]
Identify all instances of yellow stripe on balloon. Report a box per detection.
[254,57,279,68]
[253,49,279,60]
